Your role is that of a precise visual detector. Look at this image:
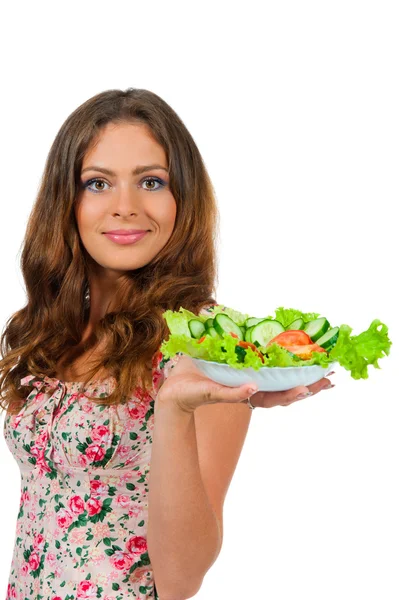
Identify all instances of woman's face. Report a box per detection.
[75,122,177,279]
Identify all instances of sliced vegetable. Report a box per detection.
[286,318,305,330]
[303,317,330,342]
[316,327,339,350]
[245,317,265,328]
[266,330,313,348]
[213,313,244,340]
[207,327,221,339]
[251,319,285,346]
[245,325,255,342]
[284,343,327,360]
[204,318,214,330]
[188,319,206,339]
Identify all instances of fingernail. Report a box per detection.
[295,391,313,400]
[323,383,335,390]
[248,387,258,396]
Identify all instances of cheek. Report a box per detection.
[151,198,176,235]
[75,199,104,233]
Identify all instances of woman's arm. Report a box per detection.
[147,398,222,600]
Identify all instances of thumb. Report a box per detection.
[214,382,258,404]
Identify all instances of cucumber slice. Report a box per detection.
[213,314,244,340]
[240,326,246,336]
[286,318,304,330]
[204,318,214,330]
[251,319,285,346]
[188,319,206,339]
[303,317,330,342]
[207,326,221,339]
[245,317,265,328]
[245,325,255,342]
[315,326,339,350]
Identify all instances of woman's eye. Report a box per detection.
[141,177,166,191]
[83,178,110,193]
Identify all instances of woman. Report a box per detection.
[0,88,333,600]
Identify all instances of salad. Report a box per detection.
[160,305,392,380]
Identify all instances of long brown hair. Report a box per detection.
[0,88,219,415]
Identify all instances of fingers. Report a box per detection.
[282,376,335,407]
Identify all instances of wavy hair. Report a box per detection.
[0,88,219,415]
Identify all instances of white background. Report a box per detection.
[1,1,398,598]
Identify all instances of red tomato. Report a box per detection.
[237,340,265,363]
[266,330,313,348]
[198,336,207,343]
[283,343,327,360]
[230,332,239,339]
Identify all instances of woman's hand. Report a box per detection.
[157,355,335,413]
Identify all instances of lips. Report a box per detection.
[103,231,149,245]
[104,229,148,235]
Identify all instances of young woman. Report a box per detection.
[0,88,333,600]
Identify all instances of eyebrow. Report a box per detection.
[81,164,169,177]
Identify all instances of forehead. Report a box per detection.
[82,122,167,169]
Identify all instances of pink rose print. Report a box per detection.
[90,479,108,496]
[86,497,102,516]
[68,495,85,514]
[126,535,147,555]
[56,508,73,529]
[110,550,134,571]
[85,442,105,462]
[127,400,148,420]
[78,453,90,467]
[117,444,131,458]
[21,490,31,503]
[52,597,63,600]
[76,579,98,598]
[28,552,40,571]
[6,584,17,598]
[147,413,155,431]
[91,424,110,442]
[119,471,134,483]
[30,444,46,459]
[152,368,163,391]
[32,533,45,551]
[46,552,57,567]
[115,494,131,508]
[21,563,29,575]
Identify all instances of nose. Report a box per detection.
[112,183,141,217]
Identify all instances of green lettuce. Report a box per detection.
[329,319,391,379]
[160,305,392,380]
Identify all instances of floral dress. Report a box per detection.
[2,305,218,600]
[2,352,187,599]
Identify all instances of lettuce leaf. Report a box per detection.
[265,307,322,327]
[328,319,392,379]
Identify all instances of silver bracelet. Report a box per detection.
[247,397,256,410]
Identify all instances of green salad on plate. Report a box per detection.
[160,305,392,380]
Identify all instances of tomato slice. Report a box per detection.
[230,332,239,339]
[284,343,327,360]
[198,336,207,343]
[267,330,313,348]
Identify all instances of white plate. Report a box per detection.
[191,358,339,392]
